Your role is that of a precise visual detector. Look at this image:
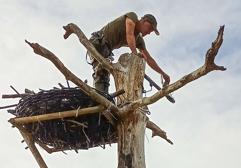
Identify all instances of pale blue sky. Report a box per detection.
[0,1,241,168]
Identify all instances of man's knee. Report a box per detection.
[93,67,110,93]
[93,69,110,83]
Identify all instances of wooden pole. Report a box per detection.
[9,105,105,125]
[112,53,147,168]
[12,124,48,168]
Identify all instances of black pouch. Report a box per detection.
[90,31,103,45]
[87,31,113,64]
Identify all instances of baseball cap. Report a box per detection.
[142,14,160,35]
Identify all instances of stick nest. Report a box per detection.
[11,87,117,151]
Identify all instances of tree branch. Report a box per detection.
[0,104,18,110]
[146,120,173,145]
[9,105,105,125]
[35,141,57,154]
[63,23,114,72]
[122,26,226,111]
[12,123,48,168]
[25,40,119,124]
[2,93,29,99]
[36,141,69,154]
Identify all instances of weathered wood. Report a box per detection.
[25,40,119,125]
[122,26,226,111]
[117,112,147,168]
[9,105,105,125]
[112,53,147,168]
[15,24,225,168]
[63,23,114,72]
[12,124,48,168]
[143,26,226,104]
[113,53,145,104]
[146,120,173,145]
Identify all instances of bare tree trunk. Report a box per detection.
[113,53,147,168]
[21,24,225,168]
[117,112,147,168]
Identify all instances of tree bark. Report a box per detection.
[113,53,148,168]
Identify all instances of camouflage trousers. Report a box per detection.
[88,31,113,94]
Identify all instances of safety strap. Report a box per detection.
[85,51,93,65]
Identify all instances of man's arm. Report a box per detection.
[141,49,170,86]
[125,18,138,54]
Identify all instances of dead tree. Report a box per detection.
[5,23,225,168]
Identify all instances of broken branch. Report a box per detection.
[146,120,173,145]
[124,26,226,110]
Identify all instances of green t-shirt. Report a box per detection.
[100,12,146,51]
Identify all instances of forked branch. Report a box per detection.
[123,26,226,111]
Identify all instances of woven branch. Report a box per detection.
[9,87,117,151]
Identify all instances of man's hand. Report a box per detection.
[162,73,170,87]
[141,49,170,87]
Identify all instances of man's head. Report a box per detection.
[138,14,160,37]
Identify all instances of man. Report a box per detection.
[88,12,170,93]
